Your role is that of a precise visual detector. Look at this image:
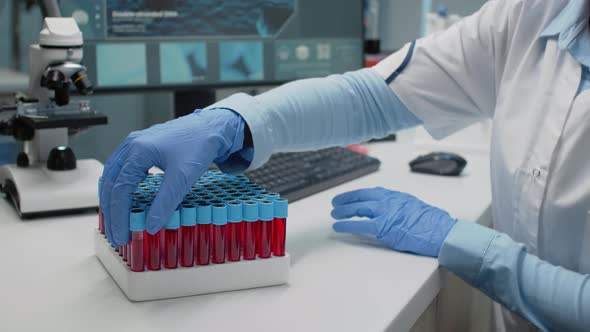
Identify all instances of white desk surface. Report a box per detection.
[0,130,492,332]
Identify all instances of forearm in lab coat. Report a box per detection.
[207,67,422,172]
[439,221,590,332]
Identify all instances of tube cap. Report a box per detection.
[196,202,212,224]
[181,204,196,226]
[212,204,227,225]
[259,200,273,221]
[129,208,146,231]
[165,208,180,229]
[274,198,288,218]
[243,200,259,222]
[227,201,242,223]
[264,192,280,200]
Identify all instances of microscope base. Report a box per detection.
[0,159,103,218]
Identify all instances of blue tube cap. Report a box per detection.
[129,208,146,232]
[243,200,259,222]
[196,202,212,224]
[165,208,180,229]
[212,204,228,226]
[181,204,197,226]
[274,198,288,218]
[264,192,280,200]
[227,201,242,223]
[259,200,274,221]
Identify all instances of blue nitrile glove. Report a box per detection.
[100,109,245,246]
[331,187,457,257]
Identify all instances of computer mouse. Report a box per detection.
[409,152,467,176]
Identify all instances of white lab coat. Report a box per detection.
[374,0,589,331]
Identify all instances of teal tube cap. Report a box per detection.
[181,204,197,226]
[165,208,180,229]
[212,204,228,225]
[264,192,280,201]
[274,198,288,218]
[243,200,259,222]
[196,203,212,224]
[227,201,242,223]
[129,208,146,232]
[259,200,274,221]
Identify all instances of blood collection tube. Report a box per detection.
[180,204,196,267]
[242,200,259,260]
[195,201,212,266]
[272,198,288,257]
[121,245,128,262]
[226,201,243,262]
[97,177,105,234]
[129,208,146,272]
[98,208,105,235]
[164,208,180,269]
[145,228,162,271]
[257,200,274,259]
[211,204,227,264]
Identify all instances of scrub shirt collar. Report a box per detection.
[541,0,590,67]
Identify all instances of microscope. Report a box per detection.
[0,17,107,218]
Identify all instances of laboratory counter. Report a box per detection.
[0,130,492,332]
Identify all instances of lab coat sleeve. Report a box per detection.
[374,0,523,139]
[207,68,422,172]
[439,221,590,332]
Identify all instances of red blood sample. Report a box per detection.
[272,218,287,256]
[98,208,105,234]
[211,225,226,264]
[257,220,272,258]
[226,222,241,261]
[180,225,195,267]
[195,224,210,265]
[164,229,179,269]
[145,230,162,270]
[121,244,128,261]
[242,221,259,260]
[130,231,145,272]
[126,244,131,266]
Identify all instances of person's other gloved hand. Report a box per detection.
[100,109,245,246]
[331,187,457,257]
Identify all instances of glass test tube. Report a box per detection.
[97,177,105,234]
[272,198,288,256]
[98,208,105,235]
[211,203,227,264]
[195,201,212,266]
[145,229,162,271]
[242,200,259,260]
[164,208,180,269]
[180,204,196,267]
[226,201,243,262]
[129,208,146,272]
[257,200,274,259]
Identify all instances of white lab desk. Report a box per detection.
[0,130,491,332]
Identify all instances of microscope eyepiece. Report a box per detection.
[71,69,93,96]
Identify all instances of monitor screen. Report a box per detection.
[59,0,364,92]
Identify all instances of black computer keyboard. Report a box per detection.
[246,147,381,202]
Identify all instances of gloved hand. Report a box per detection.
[100,109,246,246]
[331,187,457,257]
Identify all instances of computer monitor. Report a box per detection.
[58,0,364,93]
